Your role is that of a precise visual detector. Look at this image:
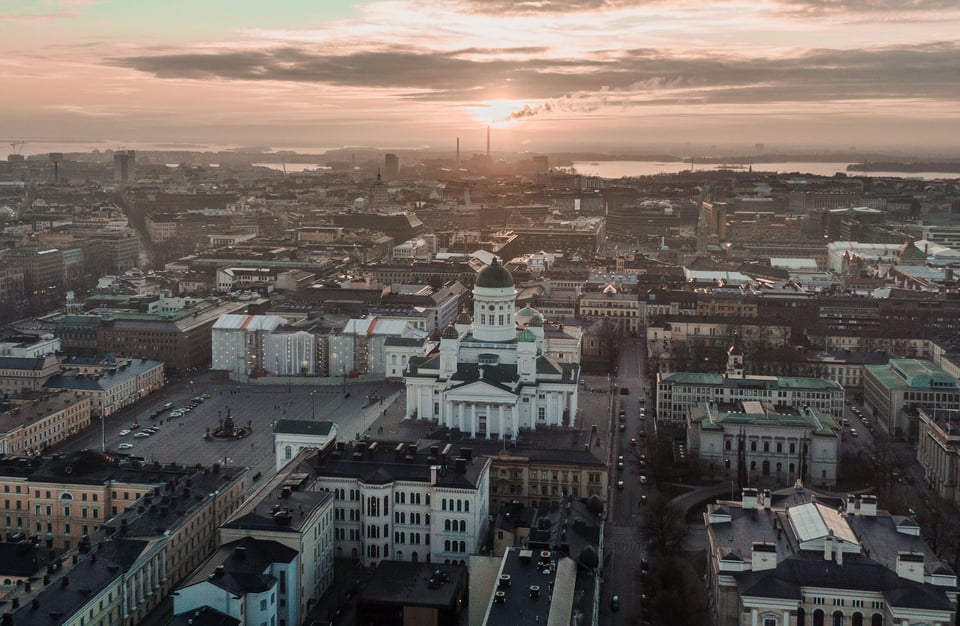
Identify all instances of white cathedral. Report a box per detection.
[399,258,581,439]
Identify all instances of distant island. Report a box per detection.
[847,161,960,173]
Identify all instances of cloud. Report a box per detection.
[0,0,96,22]
[110,41,960,112]
[454,0,959,14]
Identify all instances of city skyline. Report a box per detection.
[3,0,960,153]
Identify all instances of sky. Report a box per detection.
[2,0,960,155]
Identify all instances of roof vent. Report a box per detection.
[529,585,540,599]
[498,574,512,588]
[494,591,506,604]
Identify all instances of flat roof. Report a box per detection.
[357,560,466,609]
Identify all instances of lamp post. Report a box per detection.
[311,389,317,420]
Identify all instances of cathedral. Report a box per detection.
[401,259,581,439]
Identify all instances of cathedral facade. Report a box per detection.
[398,259,581,439]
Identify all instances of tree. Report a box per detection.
[599,318,624,372]
[639,493,690,556]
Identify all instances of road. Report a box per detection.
[53,373,397,495]
[600,336,652,625]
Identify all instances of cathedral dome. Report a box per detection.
[518,329,537,342]
[476,258,514,289]
[528,315,543,327]
[455,311,473,325]
[441,325,460,339]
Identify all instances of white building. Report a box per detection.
[264,328,317,376]
[657,339,844,426]
[274,419,338,471]
[216,267,275,293]
[305,440,491,567]
[328,317,427,377]
[173,538,300,626]
[211,314,287,379]
[219,463,336,624]
[403,259,581,439]
[688,401,841,487]
[392,237,433,259]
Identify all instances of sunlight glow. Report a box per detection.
[469,100,531,127]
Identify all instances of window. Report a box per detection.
[284,446,292,460]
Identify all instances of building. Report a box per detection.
[273,420,338,472]
[0,354,62,396]
[304,439,491,567]
[356,560,467,626]
[403,259,581,438]
[43,357,164,417]
[219,460,335,621]
[172,538,300,626]
[688,400,841,488]
[384,153,400,179]
[480,547,577,626]
[705,488,958,626]
[2,455,248,625]
[657,341,845,426]
[211,314,285,379]
[484,446,609,507]
[0,391,92,456]
[330,317,428,377]
[216,267,276,293]
[863,359,960,441]
[916,407,960,503]
[579,287,640,334]
[113,149,135,184]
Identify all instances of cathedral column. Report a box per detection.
[569,390,578,428]
[458,402,465,433]
[498,404,505,438]
[444,399,453,428]
[511,403,519,436]
[405,386,417,419]
[486,404,493,438]
[470,404,477,438]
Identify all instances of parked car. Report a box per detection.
[639,475,648,485]
[118,443,134,450]
[640,494,647,505]
[617,480,624,490]
[630,437,638,446]
[619,388,629,395]
[133,432,150,438]
[617,456,624,471]
[162,402,173,409]
[849,428,859,437]
[119,429,131,436]
[611,595,620,611]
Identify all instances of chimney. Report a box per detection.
[460,447,472,462]
[486,126,491,157]
[741,488,759,510]
[430,465,439,485]
[896,553,925,583]
[456,137,460,168]
[454,458,467,473]
[824,531,834,561]
[836,544,843,566]
[751,542,777,572]
[761,489,771,509]
[235,546,247,560]
[858,495,877,517]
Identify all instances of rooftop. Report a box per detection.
[357,560,467,609]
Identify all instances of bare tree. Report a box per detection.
[639,492,690,556]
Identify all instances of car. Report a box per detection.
[630,437,638,446]
[181,407,191,413]
[611,595,620,612]
[640,494,647,504]
[640,558,649,572]
[201,393,211,399]
[130,423,140,429]
[849,428,859,437]
[170,410,184,417]
[118,443,133,450]
[133,432,150,438]
[119,429,131,436]
[162,402,173,409]
[617,480,624,490]
[618,423,625,432]
[619,388,629,395]
[639,454,647,462]
[639,475,648,485]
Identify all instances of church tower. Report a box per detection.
[726,333,745,378]
[472,258,516,342]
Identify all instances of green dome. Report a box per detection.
[441,325,459,339]
[518,329,537,342]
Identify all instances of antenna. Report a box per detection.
[486,126,491,157]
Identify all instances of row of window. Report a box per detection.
[440,498,469,513]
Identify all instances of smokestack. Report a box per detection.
[486,126,490,157]
[456,137,460,168]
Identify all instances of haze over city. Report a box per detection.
[3,0,960,154]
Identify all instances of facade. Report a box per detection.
[43,357,165,417]
[173,538,300,626]
[657,344,844,426]
[216,267,276,293]
[3,457,248,626]
[863,359,960,441]
[0,354,62,396]
[485,447,609,507]
[916,407,960,503]
[0,391,92,456]
[273,419,338,472]
[688,400,841,488]
[579,288,640,334]
[211,314,284,379]
[383,337,431,381]
[330,317,428,377]
[304,440,491,567]
[219,462,335,621]
[403,259,581,438]
[706,489,958,626]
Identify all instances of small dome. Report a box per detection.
[441,325,459,339]
[476,258,514,289]
[728,334,744,356]
[455,311,473,324]
[528,315,543,327]
[518,329,537,342]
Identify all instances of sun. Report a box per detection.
[469,99,529,127]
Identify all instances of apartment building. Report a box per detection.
[0,391,92,456]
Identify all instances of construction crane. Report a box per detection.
[7,141,26,155]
